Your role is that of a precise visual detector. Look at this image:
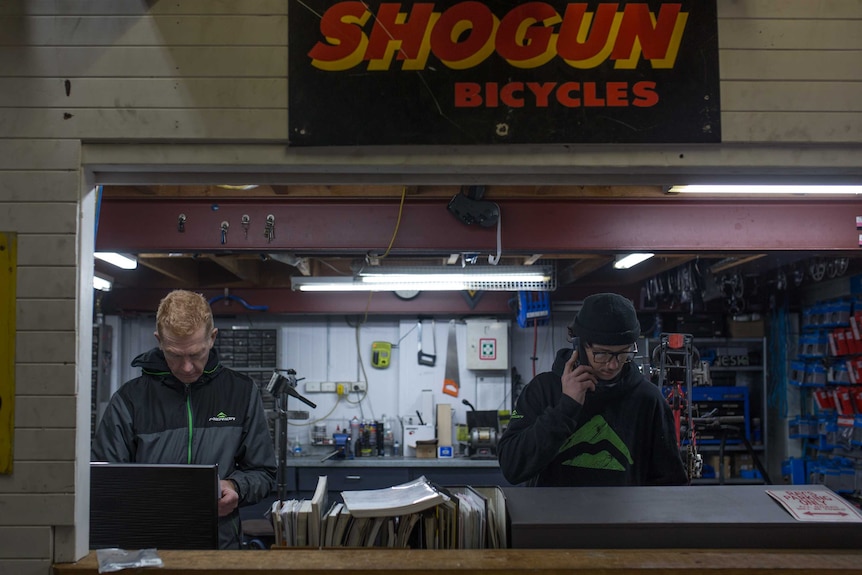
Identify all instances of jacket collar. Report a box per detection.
[132,347,222,388]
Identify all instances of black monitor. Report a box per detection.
[90,462,219,550]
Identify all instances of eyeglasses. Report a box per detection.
[588,345,637,364]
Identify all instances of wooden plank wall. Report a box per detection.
[719,1,862,143]
[0,2,859,574]
[0,138,82,575]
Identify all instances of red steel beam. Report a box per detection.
[96,198,862,254]
[102,287,518,316]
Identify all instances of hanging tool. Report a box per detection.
[371,341,392,369]
[417,318,436,366]
[442,319,460,397]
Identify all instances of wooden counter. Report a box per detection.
[54,549,862,575]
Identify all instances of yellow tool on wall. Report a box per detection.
[442,319,460,397]
[371,341,392,369]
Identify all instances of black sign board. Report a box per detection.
[288,1,720,146]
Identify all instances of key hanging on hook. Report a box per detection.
[177,213,187,233]
[241,214,250,239]
[264,214,275,243]
[220,221,229,245]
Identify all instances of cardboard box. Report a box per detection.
[402,423,435,457]
[436,404,452,447]
[416,439,438,458]
[727,318,765,338]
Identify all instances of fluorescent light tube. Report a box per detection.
[668,185,862,195]
[93,275,112,291]
[359,272,550,284]
[614,253,654,270]
[95,252,138,270]
[292,265,555,292]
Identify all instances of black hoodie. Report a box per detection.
[498,349,687,487]
[91,347,277,549]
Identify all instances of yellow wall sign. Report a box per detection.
[0,232,16,474]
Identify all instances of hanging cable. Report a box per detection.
[372,185,408,260]
[361,186,408,313]
[207,290,269,311]
[768,298,789,418]
[287,395,344,426]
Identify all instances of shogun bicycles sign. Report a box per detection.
[288,1,720,146]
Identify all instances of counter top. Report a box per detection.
[55,549,862,575]
[286,455,501,468]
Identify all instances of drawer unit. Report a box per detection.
[691,386,751,444]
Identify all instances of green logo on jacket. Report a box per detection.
[209,411,237,422]
[558,415,633,471]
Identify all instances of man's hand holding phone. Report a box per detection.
[561,349,597,404]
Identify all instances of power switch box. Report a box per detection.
[466,319,509,370]
[320,381,337,393]
[305,381,321,393]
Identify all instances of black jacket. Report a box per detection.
[91,347,277,549]
[498,353,687,487]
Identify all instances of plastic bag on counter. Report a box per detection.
[96,548,163,573]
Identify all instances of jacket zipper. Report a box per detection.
[185,385,193,464]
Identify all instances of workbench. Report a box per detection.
[52,548,862,575]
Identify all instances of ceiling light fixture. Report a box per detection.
[613,253,655,270]
[668,185,862,195]
[93,273,113,291]
[95,252,138,270]
[291,265,555,292]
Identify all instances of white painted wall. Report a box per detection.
[108,313,571,447]
[0,1,860,573]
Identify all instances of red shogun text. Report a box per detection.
[308,2,688,72]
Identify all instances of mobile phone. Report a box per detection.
[571,337,587,368]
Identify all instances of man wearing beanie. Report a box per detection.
[498,293,688,487]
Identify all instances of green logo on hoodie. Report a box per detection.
[209,411,236,422]
[558,415,633,471]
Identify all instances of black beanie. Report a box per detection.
[571,293,640,345]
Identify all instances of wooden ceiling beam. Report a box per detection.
[206,255,262,284]
[137,256,199,285]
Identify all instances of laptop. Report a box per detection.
[89,462,219,550]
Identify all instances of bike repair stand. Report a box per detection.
[266,369,316,502]
[654,332,703,481]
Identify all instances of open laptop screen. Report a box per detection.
[89,462,219,550]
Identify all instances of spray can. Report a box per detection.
[350,416,360,453]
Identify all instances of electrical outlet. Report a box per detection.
[321,381,337,393]
[305,381,321,393]
[346,381,367,393]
